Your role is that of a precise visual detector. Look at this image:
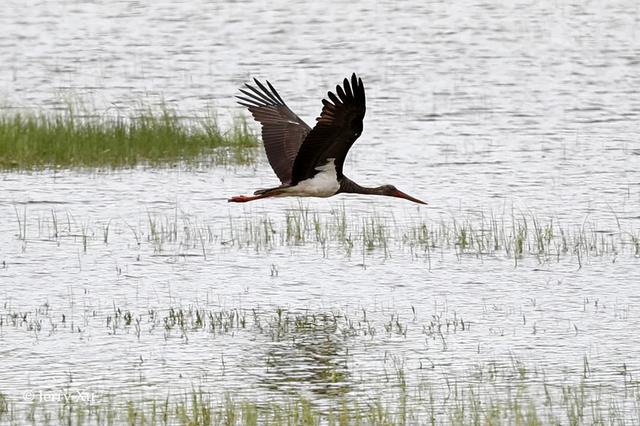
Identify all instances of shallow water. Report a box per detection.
[1,0,639,421]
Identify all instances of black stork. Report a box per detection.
[229,73,427,205]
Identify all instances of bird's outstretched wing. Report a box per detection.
[237,79,311,184]
[290,73,366,184]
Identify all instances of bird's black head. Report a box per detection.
[379,185,427,205]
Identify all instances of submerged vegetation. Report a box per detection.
[10,203,640,266]
[3,202,639,425]
[0,106,259,169]
[1,299,639,425]
[0,362,638,425]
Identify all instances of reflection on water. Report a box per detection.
[261,311,351,398]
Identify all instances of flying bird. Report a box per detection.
[229,73,426,205]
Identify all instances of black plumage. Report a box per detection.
[230,74,426,205]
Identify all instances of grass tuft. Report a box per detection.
[0,106,259,170]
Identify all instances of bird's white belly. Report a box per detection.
[280,159,340,198]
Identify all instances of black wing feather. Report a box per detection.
[290,73,366,184]
[236,79,311,184]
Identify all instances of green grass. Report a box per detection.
[2,301,639,425]
[10,204,640,265]
[1,367,639,425]
[0,107,259,170]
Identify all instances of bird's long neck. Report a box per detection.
[338,177,382,195]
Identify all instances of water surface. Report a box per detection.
[1,0,639,420]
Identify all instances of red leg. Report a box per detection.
[228,194,265,203]
[228,190,283,203]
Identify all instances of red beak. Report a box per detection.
[392,189,428,205]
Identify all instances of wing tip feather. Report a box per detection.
[238,78,287,107]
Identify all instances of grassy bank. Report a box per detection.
[0,108,259,170]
